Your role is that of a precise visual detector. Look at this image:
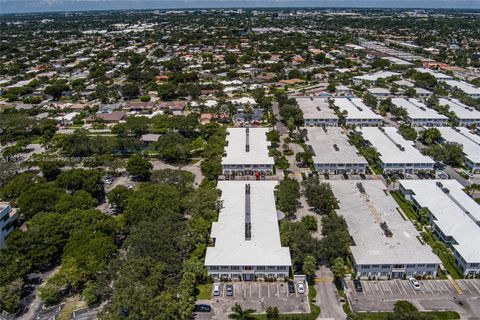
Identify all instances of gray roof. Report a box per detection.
[329,180,441,266]
[306,127,367,165]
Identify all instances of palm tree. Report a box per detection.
[228,303,256,320]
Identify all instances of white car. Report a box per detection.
[463,170,474,179]
[409,277,421,291]
[297,282,305,294]
[212,283,221,296]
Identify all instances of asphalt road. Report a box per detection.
[271,102,287,135]
[314,266,347,320]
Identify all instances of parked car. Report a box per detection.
[463,170,474,179]
[353,279,363,292]
[297,282,305,294]
[409,277,421,291]
[405,173,412,179]
[226,284,233,296]
[436,170,449,179]
[194,304,211,312]
[212,283,220,296]
[288,281,295,293]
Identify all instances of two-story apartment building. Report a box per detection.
[333,98,384,127]
[221,127,275,176]
[400,180,480,277]
[391,98,448,127]
[436,127,480,173]
[330,180,441,279]
[295,97,339,127]
[360,127,435,174]
[205,181,292,281]
[306,127,367,175]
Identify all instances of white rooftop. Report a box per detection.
[414,68,453,80]
[444,80,480,96]
[399,180,480,264]
[439,98,480,120]
[334,98,384,121]
[436,127,480,164]
[222,127,274,166]
[205,181,292,266]
[295,97,339,120]
[360,127,435,165]
[306,127,367,165]
[353,71,400,82]
[329,180,441,265]
[392,98,448,120]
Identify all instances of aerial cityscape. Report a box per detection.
[0,3,480,320]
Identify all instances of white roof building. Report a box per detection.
[334,98,383,126]
[414,68,453,81]
[399,180,480,276]
[330,180,441,279]
[438,98,480,127]
[391,98,448,127]
[436,127,480,173]
[353,71,400,84]
[444,80,480,99]
[306,127,367,174]
[205,181,291,280]
[222,127,274,175]
[360,126,435,173]
[295,97,339,127]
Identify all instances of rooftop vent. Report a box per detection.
[245,127,250,152]
[245,184,251,240]
[356,182,365,193]
[381,221,393,237]
[333,144,339,151]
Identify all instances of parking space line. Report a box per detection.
[396,280,407,295]
[426,281,437,294]
[469,279,480,294]
[267,284,270,298]
[277,283,280,298]
[461,280,473,295]
[423,281,433,295]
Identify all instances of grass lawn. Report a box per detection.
[422,232,464,279]
[196,283,212,300]
[390,191,418,221]
[356,311,460,320]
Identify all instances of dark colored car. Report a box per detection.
[194,304,212,312]
[226,284,233,296]
[353,279,363,293]
[288,281,295,293]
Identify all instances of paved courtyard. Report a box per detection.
[194,282,310,320]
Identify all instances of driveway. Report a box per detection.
[271,102,287,135]
[314,266,347,320]
[152,159,204,187]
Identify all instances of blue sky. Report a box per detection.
[1,0,479,13]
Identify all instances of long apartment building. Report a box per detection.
[360,127,435,173]
[205,181,292,281]
[1,203,17,249]
[330,180,441,279]
[444,80,480,99]
[295,97,339,127]
[333,98,383,127]
[391,98,448,127]
[400,180,480,277]
[305,127,367,174]
[438,98,480,127]
[221,127,274,176]
[436,127,480,173]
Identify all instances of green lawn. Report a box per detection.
[390,191,418,221]
[356,311,460,320]
[195,283,212,300]
[422,232,464,279]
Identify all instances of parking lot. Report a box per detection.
[347,279,480,318]
[194,282,310,320]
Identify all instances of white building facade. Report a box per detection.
[295,97,339,127]
[1,203,17,249]
[334,98,384,127]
